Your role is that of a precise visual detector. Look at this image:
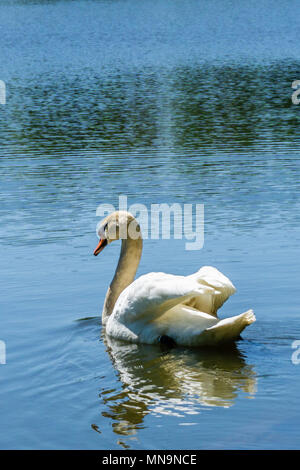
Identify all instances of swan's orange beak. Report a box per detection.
[93,238,108,256]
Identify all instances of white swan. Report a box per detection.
[94,211,255,347]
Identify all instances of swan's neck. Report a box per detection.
[102,236,143,325]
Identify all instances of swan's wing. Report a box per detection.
[111,272,217,325]
[187,266,236,317]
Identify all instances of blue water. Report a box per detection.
[0,0,300,449]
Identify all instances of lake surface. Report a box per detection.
[1,0,300,450]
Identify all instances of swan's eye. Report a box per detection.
[103,223,108,235]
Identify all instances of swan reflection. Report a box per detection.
[98,333,257,438]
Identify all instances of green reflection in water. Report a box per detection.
[2,61,300,155]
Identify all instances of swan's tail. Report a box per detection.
[199,309,256,346]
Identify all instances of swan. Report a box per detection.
[94,210,256,347]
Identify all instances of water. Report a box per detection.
[1,0,300,450]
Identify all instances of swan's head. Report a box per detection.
[94,210,141,256]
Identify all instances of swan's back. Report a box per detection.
[187,266,236,317]
[106,267,237,345]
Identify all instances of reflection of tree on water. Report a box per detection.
[98,332,257,440]
[4,61,299,154]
